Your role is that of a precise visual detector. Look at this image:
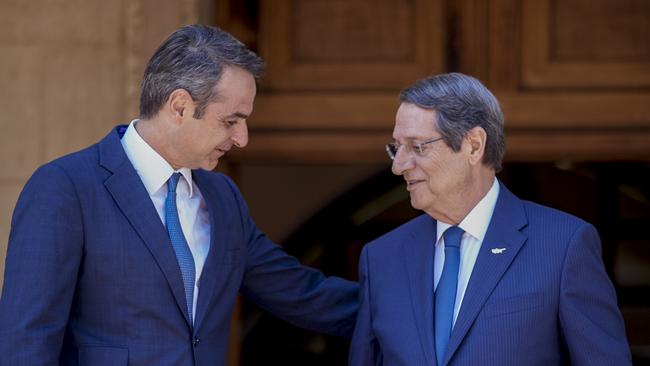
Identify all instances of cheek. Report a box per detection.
[198,129,221,148]
[177,131,197,153]
[421,161,453,194]
[208,127,230,146]
[418,159,443,180]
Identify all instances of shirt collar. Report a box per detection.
[120,119,194,197]
[436,177,499,244]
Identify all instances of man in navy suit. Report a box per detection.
[349,73,631,365]
[0,25,356,365]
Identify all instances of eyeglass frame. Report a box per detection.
[385,136,445,160]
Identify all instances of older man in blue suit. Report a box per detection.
[0,25,356,365]
[349,73,631,365]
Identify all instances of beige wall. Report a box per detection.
[0,0,198,291]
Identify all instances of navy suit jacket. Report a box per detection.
[0,126,357,365]
[350,182,631,365]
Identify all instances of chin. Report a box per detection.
[409,196,424,211]
[410,193,435,212]
[200,164,217,172]
[205,160,220,171]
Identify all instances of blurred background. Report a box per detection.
[0,0,649,364]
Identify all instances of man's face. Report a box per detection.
[174,66,256,171]
[391,103,472,220]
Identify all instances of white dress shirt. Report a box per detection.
[434,178,499,326]
[120,119,211,323]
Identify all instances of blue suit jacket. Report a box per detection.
[349,183,631,365]
[0,126,357,365]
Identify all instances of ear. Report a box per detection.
[167,89,195,123]
[464,126,487,165]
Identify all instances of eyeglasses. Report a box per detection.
[385,136,445,160]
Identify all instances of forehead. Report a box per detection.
[217,65,256,91]
[210,66,257,113]
[393,103,438,139]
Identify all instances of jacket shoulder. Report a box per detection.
[26,144,100,185]
[365,214,432,251]
[521,199,591,234]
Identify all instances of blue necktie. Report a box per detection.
[435,226,464,366]
[165,173,196,322]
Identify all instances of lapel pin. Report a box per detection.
[491,247,506,254]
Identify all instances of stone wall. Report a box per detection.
[0,0,198,291]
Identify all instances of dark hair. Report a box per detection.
[399,72,506,172]
[139,24,265,119]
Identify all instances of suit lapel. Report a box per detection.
[99,127,192,327]
[192,170,235,331]
[402,215,437,366]
[443,184,528,364]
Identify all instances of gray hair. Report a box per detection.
[399,72,506,172]
[139,24,265,119]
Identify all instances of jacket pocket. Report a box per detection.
[483,292,544,318]
[78,345,128,366]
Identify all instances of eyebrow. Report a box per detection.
[392,136,430,143]
[225,112,249,119]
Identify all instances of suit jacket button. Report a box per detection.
[193,337,200,347]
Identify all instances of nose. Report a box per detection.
[391,147,414,176]
[232,121,249,148]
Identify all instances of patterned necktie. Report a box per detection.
[165,173,196,322]
[435,226,464,365]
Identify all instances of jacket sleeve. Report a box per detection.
[349,245,381,366]
[558,223,632,365]
[0,163,83,365]
[223,177,358,338]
